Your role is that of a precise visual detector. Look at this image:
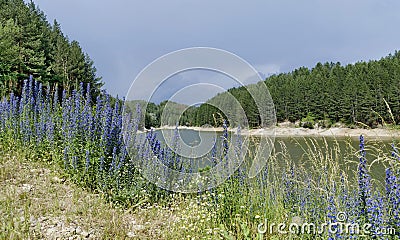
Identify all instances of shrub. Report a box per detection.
[301,113,316,129]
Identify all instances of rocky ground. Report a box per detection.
[0,150,147,239]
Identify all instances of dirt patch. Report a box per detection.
[0,151,148,239]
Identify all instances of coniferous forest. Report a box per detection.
[0,0,103,97]
[1,1,400,129]
[267,55,400,127]
[154,53,400,129]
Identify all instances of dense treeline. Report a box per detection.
[179,85,264,128]
[267,52,400,127]
[0,0,102,97]
[127,100,192,129]
[175,51,400,128]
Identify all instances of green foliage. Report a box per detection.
[173,52,400,129]
[301,113,316,129]
[267,56,400,127]
[0,0,102,96]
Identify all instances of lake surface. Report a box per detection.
[153,129,396,183]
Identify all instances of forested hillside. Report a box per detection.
[176,52,400,128]
[267,53,400,127]
[126,100,190,129]
[0,0,102,96]
[4,0,398,129]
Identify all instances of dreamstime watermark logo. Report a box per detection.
[257,212,396,237]
[123,47,276,193]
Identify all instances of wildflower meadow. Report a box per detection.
[1,76,399,239]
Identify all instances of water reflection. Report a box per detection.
[154,129,394,184]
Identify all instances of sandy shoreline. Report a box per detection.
[155,125,400,138]
[251,127,400,138]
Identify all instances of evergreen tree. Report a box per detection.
[0,0,103,97]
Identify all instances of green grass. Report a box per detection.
[0,140,292,239]
[0,142,232,239]
[0,143,154,239]
[1,134,399,239]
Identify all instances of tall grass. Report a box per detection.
[0,77,399,239]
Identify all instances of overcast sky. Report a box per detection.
[31,0,400,103]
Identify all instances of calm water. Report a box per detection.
[154,129,396,183]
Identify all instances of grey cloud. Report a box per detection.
[31,0,400,101]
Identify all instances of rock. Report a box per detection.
[80,231,90,238]
[46,227,56,236]
[30,220,37,227]
[20,183,33,193]
[51,176,65,183]
[127,231,136,238]
[65,226,75,233]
